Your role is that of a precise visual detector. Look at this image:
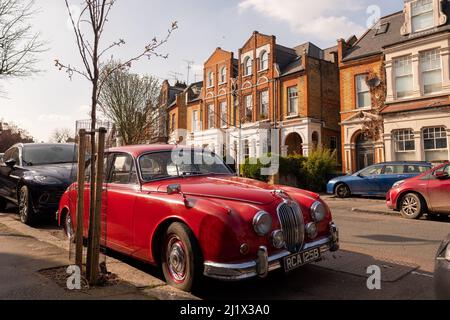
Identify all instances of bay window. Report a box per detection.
[394,56,414,99]
[423,127,447,150]
[420,49,442,94]
[394,129,415,152]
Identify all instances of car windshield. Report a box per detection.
[22,144,77,166]
[139,150,233,182]
[358,166,382,177]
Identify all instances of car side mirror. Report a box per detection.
[5,159,16,168]
[435,171,449,180]
[167,184,182,195]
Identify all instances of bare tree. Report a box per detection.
[99,62,160,145]
[51,128,73,143]
[0,0,45,80]
[55,0,177,285]
[0,120,34,152]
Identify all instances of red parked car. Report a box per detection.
[58,145,339,291]
[387,162,450,219]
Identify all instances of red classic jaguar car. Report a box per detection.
[58,145,339,291]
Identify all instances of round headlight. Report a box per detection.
[253,211,273,236]
[306,222,318,239]
[311,201,326,222]
[271,230,285,249]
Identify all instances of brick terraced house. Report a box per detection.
[339,0,450,174]
[166,31,341,166]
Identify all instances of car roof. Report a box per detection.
[106,144,205,158]
[375,161,432,166]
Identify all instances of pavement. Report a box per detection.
[0,195,448,300]
[0,211,197,300]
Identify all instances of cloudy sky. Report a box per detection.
[1,0,403,142]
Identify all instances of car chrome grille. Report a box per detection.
[277,201,305,251]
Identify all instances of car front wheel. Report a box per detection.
[64,212,75,242]
[400,193,423,219]
[335,183,351,198]
[19,186,35,225]
[161,222,202,292]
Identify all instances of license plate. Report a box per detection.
[284,248,321,272]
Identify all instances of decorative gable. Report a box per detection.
[401,0,447,36]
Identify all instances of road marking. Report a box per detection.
[411,271,434,278]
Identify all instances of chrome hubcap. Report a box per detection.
[337,185,348,197]
[66,215,74,239]
[166,237,186,283]
[403,196,419,216]
[19,190,28,221]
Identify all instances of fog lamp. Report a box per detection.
[271,230,285,249]
[306,222,318,239]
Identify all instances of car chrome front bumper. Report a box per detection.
[204,223,340,281]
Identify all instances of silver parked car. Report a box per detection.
[435,234,450,300]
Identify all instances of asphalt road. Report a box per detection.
[1,197,449,300]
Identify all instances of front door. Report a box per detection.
[427,165,450,213]
[0,147,22,203]
[356,134,375,171]
[353,165,384,195]
[104,153,138,253]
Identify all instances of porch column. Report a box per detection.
[343,145,353,174]
[441,46,450,91]
[384,133,393,161]
[447,128,450,161]
[414,130,423,161]
[411,54,421,97]
[281,145,288,157]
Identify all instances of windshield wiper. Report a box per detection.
[180,171,205,176]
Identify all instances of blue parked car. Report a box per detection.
[327,162,433,198]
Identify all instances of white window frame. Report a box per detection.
[420,48,442,95]
[287,86,298,115]
[394,55,414,99]
[220,102,227,128]
[411,0,434,33]
[423,127,448,150]
[207,71,214,88]
[220,67,227,84]
[192,110,199,132]
[355,74,371,108]
[244,57,252,76]
[207,105,215,129]
[259,50,269,71]
[393,129,416,152]
[259,90,269,120]
[245,94,253,121]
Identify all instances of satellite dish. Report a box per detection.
[366,77,381,88]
